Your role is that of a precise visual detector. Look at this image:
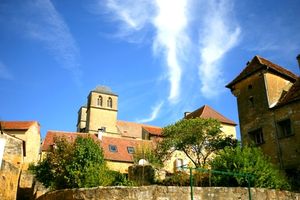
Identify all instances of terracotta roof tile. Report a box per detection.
[41,130,98,151]
[276,77,300,107]
[117,120,161,138]
[226,56,298,88]
[42,130,153,163]
[101,137,152,163]
[0,121,38,130]
[142,126,162,136]
[185,105,236,126]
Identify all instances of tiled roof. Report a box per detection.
[117,120,161,138]
[276,77,300,107]
[0,121,38,130]
[101,136,152,163]
[142,126,162,136]
[41,130,99,151]
[226,56,298,89]
[42,130,152,163]
[185,105,236,126]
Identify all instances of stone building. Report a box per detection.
[226,55,300,171]
[43,86,237,174]
[1,121,41,169]
[0,121,42,200]
[0,132,24,200]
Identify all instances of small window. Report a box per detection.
[249,128,264,145]
[127,147,135,154]
[109,145,117,152]
[107,97,113,108]
[97,96,103,106]
[248,84,253,90]
[277,119,292,138]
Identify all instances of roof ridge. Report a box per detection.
[185,104,236,125]
[227,55,298,88]
[47,130,86,134]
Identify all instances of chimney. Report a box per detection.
[297,54,300,70]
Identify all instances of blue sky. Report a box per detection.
[1,0,300,139]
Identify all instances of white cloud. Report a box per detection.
[137,101,164,123]
[103,0,189,103]
[198,0,240,98]
[0,61,13,80]
[105,0,153,32]
[23,0,82,85]
[152,0,189,103]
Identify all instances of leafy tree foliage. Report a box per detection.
[31,136,118,189]
[210,146,290,190]
[158,118,237,168]
[133,144,163,168]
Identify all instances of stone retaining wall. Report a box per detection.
[36,186,300,200]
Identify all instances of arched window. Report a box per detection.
[97,96,102,107]
[107,97,113,108]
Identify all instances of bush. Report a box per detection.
[158,171,190,186]
[108,170,136,186]
[210,146,290,190]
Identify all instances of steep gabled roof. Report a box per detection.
[276,77,300,107]
[226,56,298,89]
[42,130,152,163]
[0,121,38,130]
[185,105,236,126]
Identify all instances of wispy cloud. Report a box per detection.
[22,0,82,85]
[152,0,189,103]
[137,101,164,123]
[102,0,189,103]
[105,0,153,32]
[198,0,240,98]
[100,0,241,120]
[0,61,13,80]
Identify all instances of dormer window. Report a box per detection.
[127,147,135,154]
[107,97,113,108]
[97,96,103,107]
[109,145,117,152]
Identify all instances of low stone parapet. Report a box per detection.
[36,186,300,200]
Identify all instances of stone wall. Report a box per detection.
[0,133,23,200]
[0,160,21,200]
[17,170,48,200]
[36,186,300,200]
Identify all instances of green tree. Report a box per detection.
[210,146,290,190]
[133,144,163,168]
[31,136,113,189]
[158,118,237,168]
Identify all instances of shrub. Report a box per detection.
[210,146,290,190]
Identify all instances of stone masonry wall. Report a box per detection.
[36,186,300,200]
[0,133,23,200]
[0,160,21,200]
